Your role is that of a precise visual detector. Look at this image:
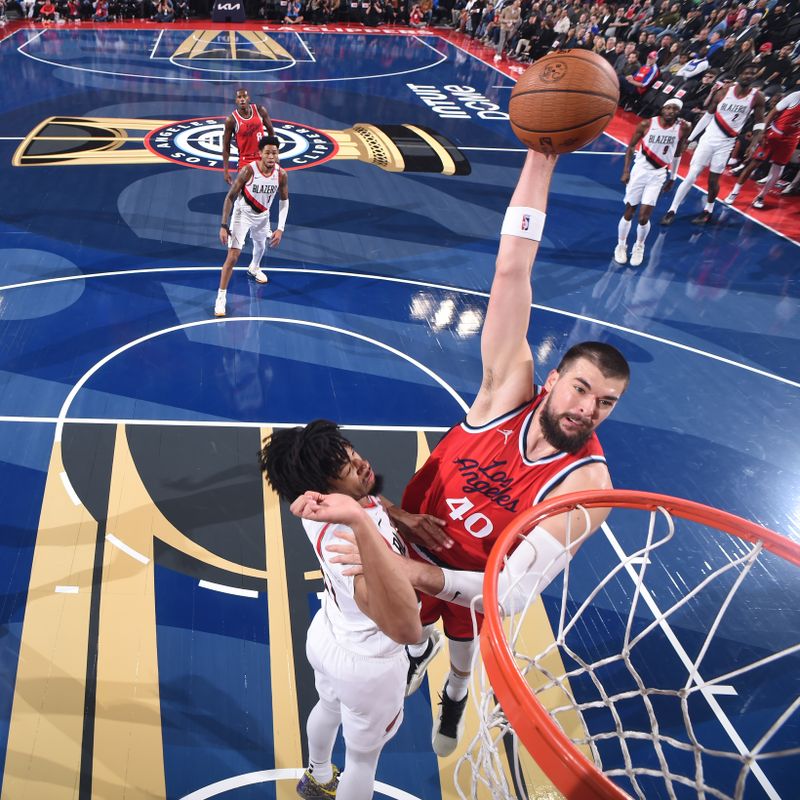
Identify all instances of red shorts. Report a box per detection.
[754,131,799,166]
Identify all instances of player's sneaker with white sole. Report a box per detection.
[630,242,645,267]
[432,681,468,757]
[613,243,627,264]
[214,296,226,317]
[248,266,269,284]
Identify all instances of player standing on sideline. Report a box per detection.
[616,98,689,266]
[724,89,800,209]
[380,150,630,758]
[222,88,275,186]
[259,421,421,800]
[660,65,765,226]
[214,135,288,318]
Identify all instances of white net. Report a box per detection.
[455,499,800,800]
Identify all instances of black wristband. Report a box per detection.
[220,223,230,231]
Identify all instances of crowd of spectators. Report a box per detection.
[1,0,189,21]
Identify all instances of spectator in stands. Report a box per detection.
[64,0,80,18]
[677,48,710,80]
[709,35,739,72]
[681,69,720,127]
[495,0,521,60]
[20,0,36,17]
[152,0,173,19]
[607,38,626,67]
[761,4,790,49]
[734,13,763,46]
[93,0,109,19]
[38,0,56,18]
[601,35,618,62]
[758,44,796,91]
[616,42,639,76]
[173,0,187,17]
[664,48,690,77]
[284,0,303,21]
[621,50,660,108]
[727,37,756,75]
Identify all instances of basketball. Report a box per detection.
[509,50,620,154]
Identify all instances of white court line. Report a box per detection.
[52,317,470,443]
[105,533,150,565]
[199,580,259,599]
[0,415,452,432]
[55,585,80,594]
[295,31,316,62]
[149,29,164,60]
[601,520,780,799]
[179,768,422,800]
[0,137,24,141]
[0,265,796,392]
[59,471,82,506]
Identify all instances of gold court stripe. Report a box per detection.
[403,125,458,176]
[2,442,97,800]
[304,570,323,581]
[261,426,303,799]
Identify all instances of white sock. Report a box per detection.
[306,699,341,785]
[704,201,714,213]
[759,163,783,198]
[636,221,650,244]
[617,216,632,244]
[444,637,476,701]
[407,624,436,658]
[216,289,226,300]
[728,183,741,198]
[446,671,470,701]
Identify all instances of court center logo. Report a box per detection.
[143,117,338,171]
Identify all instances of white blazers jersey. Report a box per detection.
[239,161,282,215]
[712,85,757,138]
[635,117,682,169]
[303,497,409,658]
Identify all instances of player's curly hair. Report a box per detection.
[557,341,631,388]
[259,419,353,502]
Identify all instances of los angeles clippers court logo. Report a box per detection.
[143,117,338,171]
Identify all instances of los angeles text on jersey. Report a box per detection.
[453,457,519,512]
[143,117,337,171]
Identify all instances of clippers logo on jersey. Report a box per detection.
[143,117,337,171]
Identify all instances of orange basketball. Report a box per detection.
[509,50,620,154]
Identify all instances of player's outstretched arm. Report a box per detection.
[219,166,252,245]
[258,105,275,137]
[221,116,236,184]
[271,170,289,248]
[622,120,648,183]
[469,150,557,428]
[291,492,422,645]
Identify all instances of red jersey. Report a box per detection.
[402,391,606,571]
[770,90,800,143]
[232,106,267,166]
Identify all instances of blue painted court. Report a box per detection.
[0,23,797,800]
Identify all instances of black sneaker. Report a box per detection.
[660,210,676,226]
[405,628,444,697]
[691,210,713,225]
[432,680,468,757]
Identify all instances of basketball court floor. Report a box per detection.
[0,20,798,800]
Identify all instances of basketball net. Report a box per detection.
[454,491,800,800]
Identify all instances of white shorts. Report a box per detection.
[306,610,407,753]
[229,197,271,251]
[691,132,735,175]
[624,163,668,207]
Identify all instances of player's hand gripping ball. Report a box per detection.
[509,50,620,154]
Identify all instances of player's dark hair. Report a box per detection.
[557,342,630,388]
[259,135,280,150]
[259,420,353,501]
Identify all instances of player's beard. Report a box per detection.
[538,398,593,454]
[370,473,384,497]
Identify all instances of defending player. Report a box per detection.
[222,88,275,186]
[260,421,421,800]
[383,150,631,757]
[660,65,765,226]
[724,89,800,209]
[616,98,689,266]
[214,135,288,318]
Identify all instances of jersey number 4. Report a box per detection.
[446,497,494,539]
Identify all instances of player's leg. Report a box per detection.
[629,170,663,265]
[615,203,635,264]
[216,205,252,316]
[431,603,479,757]
[406,594,446,696]
[247,215,270,283]
[752,162,784,208]
[724,158,760,204]
[297,614,344,799]
[663,140,710,223]
[692,141,733,224]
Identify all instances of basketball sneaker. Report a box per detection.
[723,192,738,205]
[752,196,765,209]
[248,266,269,284]
[432,681,468,757]
[630,242,645,267]
[660,210,676,226]
[405,628,444,697]
[296,766,340,799]
[691,210,712,225]
[613,243,627,264]
[214,296,226,317]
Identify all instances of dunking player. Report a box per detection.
[381,150,631,757]
[260,421,421,800]
[616,98,689,266]
[724,89,800,209]
[214,135,288,318]
[222,88,275,186]
[661,65,765,226]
